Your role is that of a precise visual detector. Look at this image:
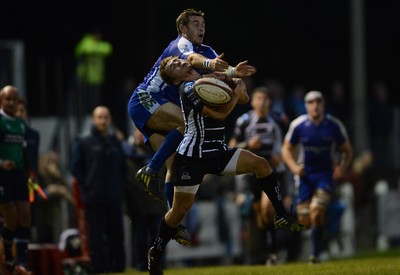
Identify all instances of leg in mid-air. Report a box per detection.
[134,100,184,199]
[255,192,279,265]
[234,149,305,232]
[306,189,331,264]
[129,97,191,246]
[148,191,196,275]
[136,131,191,247]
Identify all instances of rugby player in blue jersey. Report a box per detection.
[128,9,255,246]
[146,56,304,275]
[281,91,353,264]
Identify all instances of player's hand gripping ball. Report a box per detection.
[193,73,236,107]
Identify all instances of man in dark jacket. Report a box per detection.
[71,106,127,274]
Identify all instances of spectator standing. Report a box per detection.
[0,85,34,275]
[281,91,353,264]
[70,106,126,273]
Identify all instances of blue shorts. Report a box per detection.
[295,171,332,205]
[128,88,173,143]
[0,168,29,203]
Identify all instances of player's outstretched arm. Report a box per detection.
[187,53,229,72]
[233,60,257,77]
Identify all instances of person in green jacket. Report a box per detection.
[75,30,113,116]
[0,85,34,275]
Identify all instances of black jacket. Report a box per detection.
[71,125,127,204]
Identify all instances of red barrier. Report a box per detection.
[28,244,63,275]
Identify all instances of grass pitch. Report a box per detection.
[114,249,400,275]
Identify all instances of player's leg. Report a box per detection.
[139,134,191,246]
[0,172,18,265]
[129,90,184,177]
[4,171,33,274]
[228,149,304,232]
[129,90,184,202]
[165,191,196,228]
[146,101,184,132]
[137,101,184,173]
[128,89,183,134]
[129,93,189,246]
[309,188,331,264]
[259,193,279,265]
[136,133,167,200]
[310,189,331,227]
[0,202,18,274]
[14,201,32,272]
[148,189,197,275]
[163,152,191,246]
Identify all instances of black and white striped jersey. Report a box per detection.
[232,110,286,173]
[177,80,229,158]
[232,110,282,159]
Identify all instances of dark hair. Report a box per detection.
[159,56,178,86]
[176,8,205,34]
[251,86,271,100]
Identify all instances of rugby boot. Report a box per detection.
[172,224,191,246]
[136,166,163,201]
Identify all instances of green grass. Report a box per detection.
[113,249,400,275]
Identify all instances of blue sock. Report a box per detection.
[311,226,322,257]
[148,129,183,172]
[164,182,174,209]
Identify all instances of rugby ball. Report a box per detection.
[193,77,233,106]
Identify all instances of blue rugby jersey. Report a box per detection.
[177,81,228,158]
[284,114,348,174]
[135,35,219,105]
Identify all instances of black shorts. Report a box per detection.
[0,169,29,203]
[174,148,237,187]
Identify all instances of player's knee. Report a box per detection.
[310,190,330,226]
[310,190,330,210]
[169,204,191,227]
[254,157,272,177]
[297,204,311,228]
[173,196,194,216]
[310,206,326,226]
